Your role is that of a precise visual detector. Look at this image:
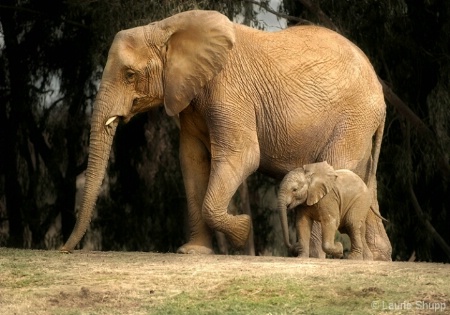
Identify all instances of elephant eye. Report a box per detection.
[292,187,298,192]
[125,70,136,83]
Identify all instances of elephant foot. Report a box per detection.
[224,214,251,248]
[309,245,326,259]
[60,245,74,254]
[367,233,392,261]
[366,219,392,261]
[323,241,343,259]
[177,243,214,255]
[290,242,306,257]
[371,249,392,261]
[296,250,309,258]
[347,251,363,260]
[363,248,374,261]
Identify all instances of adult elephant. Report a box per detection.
[61,10,391,260]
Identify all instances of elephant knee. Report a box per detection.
[201,197,228,230]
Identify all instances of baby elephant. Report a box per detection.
[278,161,373,260]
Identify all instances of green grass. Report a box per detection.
[150,276,381,315]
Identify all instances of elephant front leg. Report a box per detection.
[310,221,326,258]
[321,218,343,259]
[177,130,214,255]
[295,210,313,258]
[202,160,253,248]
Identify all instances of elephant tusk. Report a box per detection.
[105,116,118,126]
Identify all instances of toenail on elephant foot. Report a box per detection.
[59,247,73,254]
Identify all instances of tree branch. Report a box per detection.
[408,184,450,260]
[297,0,341,32]
[244,0,312,24]
[381,80,450,178]
[0,4,87,28]
[39,96,65,130]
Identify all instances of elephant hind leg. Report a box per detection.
[345,221,365,260]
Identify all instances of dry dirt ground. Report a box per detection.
[0,248,449,314]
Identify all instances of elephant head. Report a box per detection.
[61,10,235,252]
[278,161,337,251]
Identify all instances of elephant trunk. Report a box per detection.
[278,194,293,251]
[61,95,118,252]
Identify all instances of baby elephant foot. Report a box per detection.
[290,242,308,258]
[177,243,214,255]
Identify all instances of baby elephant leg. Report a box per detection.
[295,210,313,258]
[310,221,326,258]
[346,220,365,260]
[321,219,343,258]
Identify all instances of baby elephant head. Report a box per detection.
[278,161,338,250]
[280,161,338,209]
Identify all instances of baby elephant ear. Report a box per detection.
[157,10,235,116]
[304,161,338,206]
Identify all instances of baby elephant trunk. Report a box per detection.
[278,197,293,250]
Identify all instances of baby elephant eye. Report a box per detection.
[292,187,298,192]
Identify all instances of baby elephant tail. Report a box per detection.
[370,205,388,222]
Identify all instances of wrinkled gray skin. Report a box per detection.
[278,162,373,260]
[61,10,391,260]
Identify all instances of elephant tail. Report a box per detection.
[368,110,386,191]
[367,109,387,222]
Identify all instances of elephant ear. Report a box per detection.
[304,161,338,206]
[155,10,235,116]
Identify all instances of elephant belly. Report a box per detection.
[257,121,333,179]
[258,145,321,179]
